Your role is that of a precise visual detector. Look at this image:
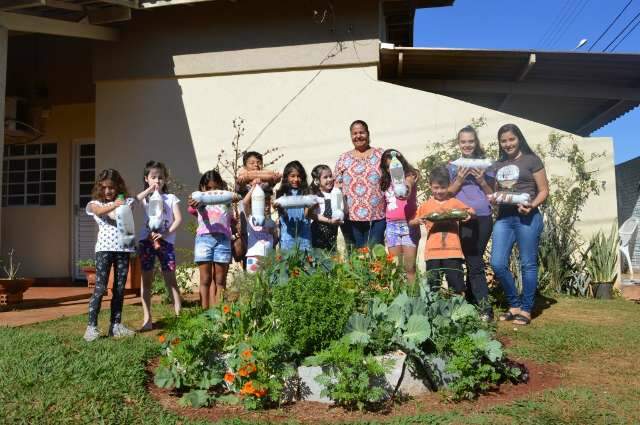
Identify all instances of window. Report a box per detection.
[2,143,57,207]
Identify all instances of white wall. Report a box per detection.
[96,65,617,256]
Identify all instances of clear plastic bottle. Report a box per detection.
[251,184,265,226]
[330,186,344,221]
[389,151,408,198]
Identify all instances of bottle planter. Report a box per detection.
[592,281,614,299]
[0,278,35,306]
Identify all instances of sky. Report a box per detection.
[413,0,640,164]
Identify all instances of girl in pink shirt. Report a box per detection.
[380,149,420,282]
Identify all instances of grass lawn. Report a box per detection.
[1,296,639,424]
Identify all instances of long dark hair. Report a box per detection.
[497,124,538,161]
[380,149,416,192]
[92,168,129,202]
[143,160,169,193]
[457,125,486,159]
[310,164,332,195]
[199,169,227,191]
[276,160,309,197]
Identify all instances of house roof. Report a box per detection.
[379,46,640,136]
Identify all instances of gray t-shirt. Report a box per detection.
[493,153,544,201]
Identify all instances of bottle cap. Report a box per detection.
[117,194,125,200]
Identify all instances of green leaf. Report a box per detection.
[216,394,241,405]
[153,365,175,389]
[451,303,477,322]
[372,244,387,258]
[370,298,388,319]
[402,314,431,344]
[388,292,410,328]
[485,340,503,362]
[344,313,371,345]
[179,389,210,408]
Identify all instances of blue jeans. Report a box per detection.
[341,219,386,249]
[490,209,543,313]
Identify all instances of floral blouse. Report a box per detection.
[334,147,385,221]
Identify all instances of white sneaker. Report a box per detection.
[109,323,136,338]
[83,325,101,342]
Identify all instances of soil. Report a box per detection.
[146,357,564,424]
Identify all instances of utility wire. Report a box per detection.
[603,9,640,51]
[537,0,573,48]
[589,0,634,51]
[548,0,592,48]
[611,14,640,50]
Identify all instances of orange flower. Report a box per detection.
[171,337,180,346]
[245,363,257,375]
[254,388,267,398]
[224,372,235,383]
[290,268,301,277]
[238,367,249,377]
[276,255,283,261]
[386,253,395,262]
[235,311,241,318]
[223,305,231,314]
[158,335,166,343]
[371,261,383,274]
[357,247,370,254]
[240,381,256,395]
[240,349,253,360]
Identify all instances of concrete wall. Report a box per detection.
[615,157,640,269]
[94,0,380,81]
[1,103,95,278]
[96,65,618,257]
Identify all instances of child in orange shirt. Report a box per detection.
[409,166,475,293]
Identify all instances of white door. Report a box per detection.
[72,142,97,280]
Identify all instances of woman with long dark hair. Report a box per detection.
[334,120,386,248]
[447,126,495,320]
[490,124,549,326]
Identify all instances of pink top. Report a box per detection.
[334,148,385,221]
[188,204,233,238]
[385,185,417,222]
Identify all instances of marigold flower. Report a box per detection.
[290,268,301,277]
[245,363,257,375]
[224,372,235,383]
[276,255,283,261]
[158,335,166,343]
[171,337,180,346]
[371,261,383,274]
[307,255,314,263]
[357,247,370,254]
[240,381,256,395]
[240,349,253,360]
[238,367,249,377]
[223,305,231,314]
[386,253,395,262]
[235,311,241,318]
[254,388,267,398]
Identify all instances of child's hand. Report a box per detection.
[187,197,200,208]
[456,166,470,182]
[330,218,343,225]
[150,232,163,241]
[517,203,533,215]
[469,168,485,182]
[114,198,125,207]
[251,178,261,186]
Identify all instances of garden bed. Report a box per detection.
[147,357,563,424]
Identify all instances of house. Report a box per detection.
[0,0,637,281]
[616,156,640,270]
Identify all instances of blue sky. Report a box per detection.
[414,0,640,164]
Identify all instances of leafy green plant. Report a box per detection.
[585,224,619,284]
[305,340,388,411]
[271,272,355,357]
[445,330,521,400]
[75,258,95,269]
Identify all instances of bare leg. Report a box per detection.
[402,245,418,283]
[162,271,182,316]
[140,270,154,329]
[198,263,213,309]
[212,262,229,306]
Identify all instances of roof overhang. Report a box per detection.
[383,0,454,47]
[380,46,640,136]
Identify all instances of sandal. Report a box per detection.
[499,311,516,321]
[513,314,531,325]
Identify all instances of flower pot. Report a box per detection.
[82,267,97,288]
[592,282,614,299]
[0,278,35,305]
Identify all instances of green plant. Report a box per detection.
[271,272,355,357]
[1,249,21,279]
[305,340,388,411]
[75,258,96,269]
[445,330,521,400]
[585,224,619,284]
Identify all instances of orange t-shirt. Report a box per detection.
[415,197,475,260]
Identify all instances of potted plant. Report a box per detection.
[585,225,619,299]
[77,259,97,288]
[0,249,35,306]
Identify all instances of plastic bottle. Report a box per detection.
[191,190,238,205]
[330,186,344,221]
[147,190,164,232]
[251,184,265,226]
[389,151,408,198]
[115,195,136,250]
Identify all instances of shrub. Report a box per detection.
[271,272,355,357]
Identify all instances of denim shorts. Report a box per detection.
[194,233,232,264]
[385,220,421,248]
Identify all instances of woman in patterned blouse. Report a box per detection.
[334,120,386,248]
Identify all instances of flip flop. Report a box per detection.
[513,314,531,325]
[499,311,516,321]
